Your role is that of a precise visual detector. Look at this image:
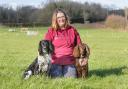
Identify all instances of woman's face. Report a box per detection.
[56,12,66,28]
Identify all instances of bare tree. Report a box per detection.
[125,7,128,25]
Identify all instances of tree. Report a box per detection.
[83,3,107,22]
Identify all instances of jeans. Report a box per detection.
[49,64,77,78]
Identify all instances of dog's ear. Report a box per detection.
[82,43,90,58]
[85,44,90,58]
[73,45,80,58]
[48,41,54,54]
[38,40,42,55]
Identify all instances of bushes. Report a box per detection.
[105,14,126,29]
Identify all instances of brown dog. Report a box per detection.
[73,43,90,78]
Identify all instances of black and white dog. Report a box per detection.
[23,40,54,79]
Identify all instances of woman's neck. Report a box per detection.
[60,27,65,30]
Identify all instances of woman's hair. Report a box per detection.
[51,8,70,30]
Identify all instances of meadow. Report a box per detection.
[0,26,128,89]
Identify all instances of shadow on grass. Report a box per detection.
[89,66,127,77]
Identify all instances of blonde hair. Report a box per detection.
[51,8,70,30]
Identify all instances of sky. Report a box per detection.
[73,0,128,9]
[0,0,128,9]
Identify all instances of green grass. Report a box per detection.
[0,26,128,89]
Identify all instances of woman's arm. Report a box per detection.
[44,28,53,41]
[74,28,82,46]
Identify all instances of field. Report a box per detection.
[0,26,128,89]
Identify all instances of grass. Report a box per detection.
[0,26,128,89]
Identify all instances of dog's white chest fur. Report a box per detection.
[38,54,51,72]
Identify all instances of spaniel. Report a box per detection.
[23,40,54,79]
[73,43,90,78]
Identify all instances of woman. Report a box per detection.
[44,8,82,78]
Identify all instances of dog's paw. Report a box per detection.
[24,75,30,80]
[23,70,32,80]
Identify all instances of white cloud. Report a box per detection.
[0,0,43,9]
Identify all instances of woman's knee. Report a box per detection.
[63,65,77,78]
[49,64,63,78]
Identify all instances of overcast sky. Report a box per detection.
[0,0,128,9]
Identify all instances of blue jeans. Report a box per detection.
[49,64,77,78]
